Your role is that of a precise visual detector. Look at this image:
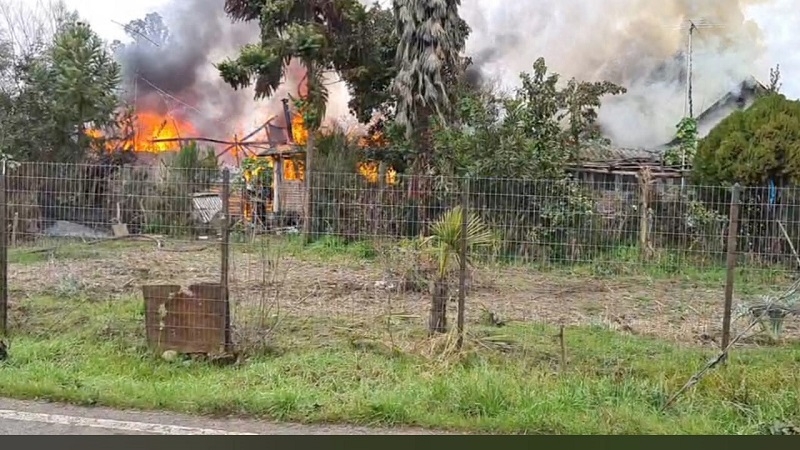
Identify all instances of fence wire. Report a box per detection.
[1,162,798,349]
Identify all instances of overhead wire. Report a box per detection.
[110,19,242,136]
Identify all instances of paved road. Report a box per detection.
[0,398,446,435]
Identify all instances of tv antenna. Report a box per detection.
[669,19,723,187]
[685,21,697,119]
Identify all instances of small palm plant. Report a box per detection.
[424,205,493,334]
[737,278,800,342]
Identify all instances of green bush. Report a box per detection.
[143,142,219,236]
[693,93,800,186]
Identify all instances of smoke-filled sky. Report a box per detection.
[59,0,800,147]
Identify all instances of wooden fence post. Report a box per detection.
[0,162,6,337]
[721,183,742,355]
[457,178,469,349]
[638,169,652,257]
[220,168,231,352]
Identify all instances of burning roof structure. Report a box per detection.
[574,73,767,179]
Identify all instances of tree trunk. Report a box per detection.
[429,278,448,334]
[413,108,434,232]
[303,132,314,244]
[302,61,315,244]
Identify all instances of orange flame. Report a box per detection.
[86,112,196,153]
[286,105,395,184]
[291,113,308,146]
[132,112,196,152]
[283,158,304,181]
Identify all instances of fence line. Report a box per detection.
[1,161,798,349]
[2,161,800,269]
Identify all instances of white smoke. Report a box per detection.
[460,0,795,147]
[127,0,796,148]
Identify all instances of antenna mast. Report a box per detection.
[681,20,698,190]
[685,21,696,119]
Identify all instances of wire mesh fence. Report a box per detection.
[1,161,798,352]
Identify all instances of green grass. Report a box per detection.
[255,235,792,289]
[1,295,799,434]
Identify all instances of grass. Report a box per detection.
[1,294,799,434]
[8,238,162,265]
[10,235,792,289]
[250,236,793,289]
[3,235,798,433]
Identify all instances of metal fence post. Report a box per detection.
[721,183,742,355]
[220,168,231,351]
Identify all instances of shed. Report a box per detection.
[255,145,306,215]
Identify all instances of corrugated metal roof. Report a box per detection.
[579,142,662,163]
[192,192,223,224]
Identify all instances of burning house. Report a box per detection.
[573,74,767,182]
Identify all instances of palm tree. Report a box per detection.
[424,206,492,334]
[217,0,360,242]
[392,0,467,158]
[392,0,469,333]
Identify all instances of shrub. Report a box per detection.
[693,93,800,186]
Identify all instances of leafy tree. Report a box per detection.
[768,64,781,94]
[432,58,625,180]
[664,117,698,167]
[125,12,169,47]
[31,20,121,161]
[0,12,119,162]
[692,90,800,260]
[217,0,367,241]
[0,0,77,58]
[692,94,800,186]
[0,1,78,160]
[423,205,492,334]
[428,58,624,266]
[332,2,396,123]
[110,12,170,56]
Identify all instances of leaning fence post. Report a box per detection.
[0,160,6,337]
[721,183,742,357]
[220,168,231,352]
[457,177,469,349]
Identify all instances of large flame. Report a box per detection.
[291,113,308,145]
[86,112,196,153]
[287,109,395,184]
[133,112,196,152]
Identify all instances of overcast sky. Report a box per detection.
[60,0,164,41]
[42,0,800,100]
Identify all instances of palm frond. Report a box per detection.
[224,0,262,22]
[427,205,493,276]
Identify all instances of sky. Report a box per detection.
[17,0,800,102]
[60,0,164,42]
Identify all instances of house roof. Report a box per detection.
[576,75,767,170]
[579,141,662,163]
[663,75,767,147]
[694,76,767,124]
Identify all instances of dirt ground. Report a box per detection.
[7,239,798,345]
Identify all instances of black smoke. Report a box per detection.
[115,0,260,136]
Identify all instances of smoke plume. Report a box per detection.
[115,0,350,141]
[461,0,778,147]
[117,0,791,149]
